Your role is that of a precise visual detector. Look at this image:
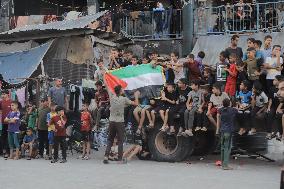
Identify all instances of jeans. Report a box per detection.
[220,132,232,167]
[53,136,67,160]
[8,132,20,149]
[184,106,198,130]
[104,122,124,160]
[38,130,49,156]
[92,106,109,126]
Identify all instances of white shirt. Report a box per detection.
[265,57,283,80]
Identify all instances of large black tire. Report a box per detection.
[191,130,217,156]
[148,128,194,162]
[233,132,268,153]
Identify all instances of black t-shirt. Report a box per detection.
[163,90,178,107]
[269,86,280,108]
[225,47,243,64]
[177,87,191,105]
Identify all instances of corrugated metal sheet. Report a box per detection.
[0,11,107,35]
[0,41,53,84]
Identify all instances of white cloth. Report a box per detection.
[265,57,283,80]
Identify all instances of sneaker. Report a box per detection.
[27,157,31,160]
[60,159,67,163]
[201,127,207,132]
[195,127,201,131]
[103,159,109,164]
[51,159,58,163]
[248,130,256,135]
[83,156,89,160]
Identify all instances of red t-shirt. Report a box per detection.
[50,115,67,136]
[0,99,12,123]
[226,63,238,84]
[187,61,201,81]
[81,111,91,132]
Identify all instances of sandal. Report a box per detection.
[160,126,169,132]
[136,128,142,136]
[83,156,89,160]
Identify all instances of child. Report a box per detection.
[236,80,252,135]
[195,51,206,74]
[46,103,57,160]
[217,98,238,170]
[266,75,284,139]
[146,98,158,129]
[159,83,178,134]
[80,102,93,160]
[4,101,21,160]
[195,84,211,132]
[244,47,260,84]
[21,128,37,160]
[249,81,268,135]
[216,51,230,91]
[26,104,38,130]
[207,83,230,133]
[225,53,238,97]
[50,106,67,163]
[168,78,191,136]
[203,67,215,87]
[183,80,204,136]
[186,54,202,82]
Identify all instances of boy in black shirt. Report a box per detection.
[168,78,191,136]
[159,83,178,133]
[266,75,284,139]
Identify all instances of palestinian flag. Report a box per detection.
[104,64,165,98]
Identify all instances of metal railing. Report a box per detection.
[195,1,284,35]
[119,9,182,39]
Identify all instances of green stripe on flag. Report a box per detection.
[109,64,162,79]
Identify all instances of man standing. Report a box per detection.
[37,98,50,158]
[225,34,243,64]
[48,78,68,109]
[264,45,283,91]
[262,35,273,61]
[0,90,12,158]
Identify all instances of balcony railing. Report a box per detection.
[118,1,284,38]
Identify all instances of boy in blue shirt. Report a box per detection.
[217,98,238,170]
[236,80,252,135]
[21,128,37,160]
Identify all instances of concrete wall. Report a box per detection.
[192,32,284,66]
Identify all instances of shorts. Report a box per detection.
[81,131,92,142]
[209,107,218,117]
[225,82,236,96]
[8,132,20,149]
[48,131,55,145]
[134,105,151,114]
[22,142,38,149]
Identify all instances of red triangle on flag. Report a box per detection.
[104,73,128,94]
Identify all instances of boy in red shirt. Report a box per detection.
[50,106,67,163]
[80,102,93,160]
[225,53,238,97]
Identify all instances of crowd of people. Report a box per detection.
[0,33,284,169]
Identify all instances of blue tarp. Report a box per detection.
[0,41,52,84]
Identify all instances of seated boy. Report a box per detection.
[133,96,150,135]
[207,83,230,134]
[21,128,37,160]
[183,80,204,136]
[236,80,252,135]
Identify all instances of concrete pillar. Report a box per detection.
[182,2,194,56]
